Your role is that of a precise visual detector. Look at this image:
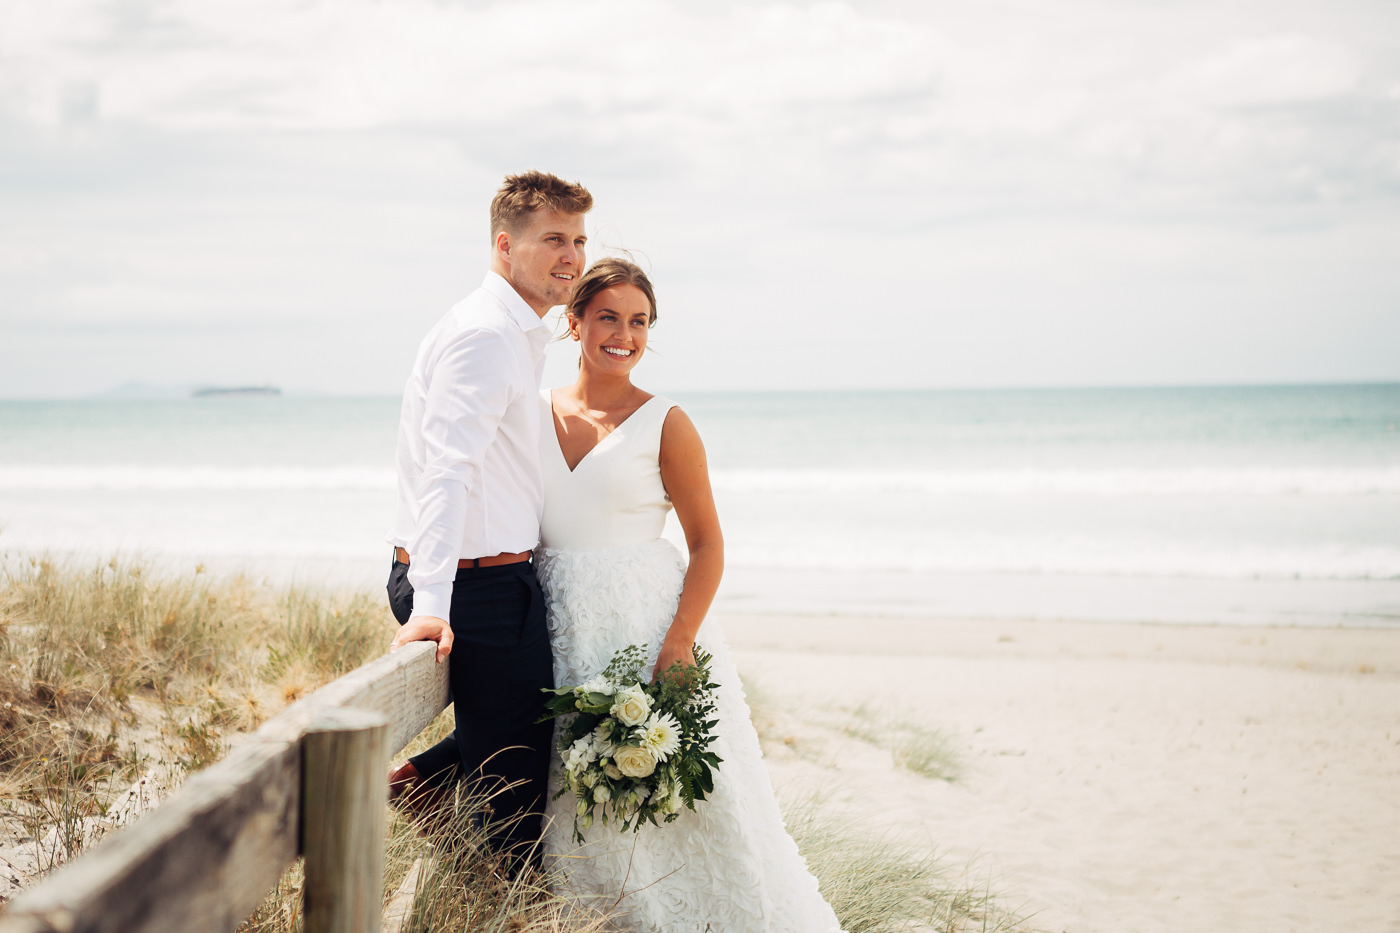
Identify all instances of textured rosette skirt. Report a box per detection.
[534,539,845,933]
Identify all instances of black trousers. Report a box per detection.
[386,557,554,857]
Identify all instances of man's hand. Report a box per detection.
[391,615,453,663]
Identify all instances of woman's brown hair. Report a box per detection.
[564,257,658,329]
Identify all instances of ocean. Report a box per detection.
[2,384,1398,627]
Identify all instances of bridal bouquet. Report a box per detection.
[540,644,722,843]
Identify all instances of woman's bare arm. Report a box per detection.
[654,406,724,679]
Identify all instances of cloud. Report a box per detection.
[0,1,941,132]
[1,0,1398,395]
[1163,34,1361,108]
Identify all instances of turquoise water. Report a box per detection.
[2,385,1398,624]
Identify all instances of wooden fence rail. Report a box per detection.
[0,640,450,933]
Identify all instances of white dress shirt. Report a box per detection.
[387,272,551,622]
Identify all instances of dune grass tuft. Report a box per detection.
[238,781,616,933]
[788,804,1031,933]
[0,555,394,880]
[842,703,964,783]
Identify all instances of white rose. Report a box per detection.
[613,744,658,779]
[610,686,652,727]
[592,785,610,804]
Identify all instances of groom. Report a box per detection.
[386,170,592,858]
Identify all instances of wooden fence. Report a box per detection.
[0,640,450,933]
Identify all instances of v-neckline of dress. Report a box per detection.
[551,392,659,474]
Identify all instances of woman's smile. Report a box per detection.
[572,283,652,377]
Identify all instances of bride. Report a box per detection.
[535,258,844,932]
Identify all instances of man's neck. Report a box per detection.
[489,262,551,319]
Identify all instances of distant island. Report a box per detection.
[191,386,282,398]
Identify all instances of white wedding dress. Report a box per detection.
[534,392,845,933]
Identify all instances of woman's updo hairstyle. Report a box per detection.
[564,257,658,329]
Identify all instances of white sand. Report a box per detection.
[724,614,1400,933]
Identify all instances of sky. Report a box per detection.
[1,0,1398,397]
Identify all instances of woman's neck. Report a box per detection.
[569,369,638,411]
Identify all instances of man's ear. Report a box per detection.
[494,229,511,262]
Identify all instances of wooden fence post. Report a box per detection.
[301,708,390,933]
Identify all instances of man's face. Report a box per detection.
[502,209,587,315]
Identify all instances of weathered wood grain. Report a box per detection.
[0,738,299,933]
[302,709,389,933]
[381,855,431,933]
[256,641,451,755]
[0,641,450,933]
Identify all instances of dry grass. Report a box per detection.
[239,785,616,933]
[789,803,1033,933]
[0,555,392,885]
[841,703,965,783]
[3,556,1033,932]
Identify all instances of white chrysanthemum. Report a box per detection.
[639,711,682,760]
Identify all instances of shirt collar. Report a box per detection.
[482,271,549,335]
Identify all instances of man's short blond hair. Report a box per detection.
[490,171,593,236]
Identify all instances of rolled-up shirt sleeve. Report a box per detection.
[407,326,514,621]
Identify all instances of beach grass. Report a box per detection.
[0,555,393,880]
[3,556,1030,931]
[842,703,964,783]
[787,802,1030,933]
[239,785,616,933]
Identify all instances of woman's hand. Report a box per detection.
[653,637,696,683]
[391,615,454,663]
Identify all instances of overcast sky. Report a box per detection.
[2,0,1398,397]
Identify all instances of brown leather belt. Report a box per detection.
[394,547,531,569]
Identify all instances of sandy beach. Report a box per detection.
[725,613,1400,933]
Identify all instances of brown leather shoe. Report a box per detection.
[388,760,422,802]
[388,760,456,827]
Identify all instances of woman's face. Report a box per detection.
[570,284,651,378]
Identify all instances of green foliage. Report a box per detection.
[540,643,723,843]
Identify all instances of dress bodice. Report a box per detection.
[538,390,676,550]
